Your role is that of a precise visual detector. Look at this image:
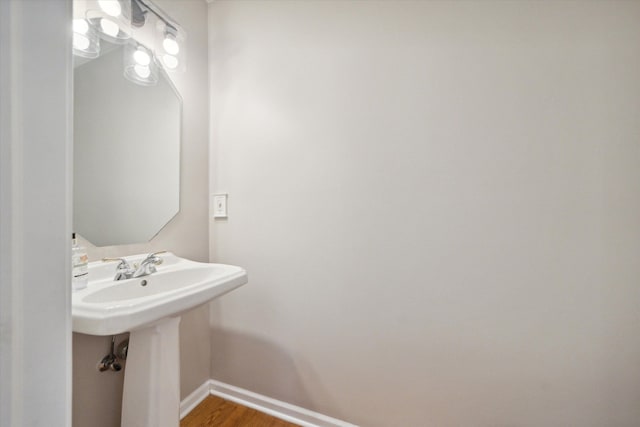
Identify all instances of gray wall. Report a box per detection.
[72,1,210,426]
[208,1,640,426]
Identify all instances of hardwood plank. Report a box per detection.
[181,395,300,427]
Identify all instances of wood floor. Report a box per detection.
[181,395,300,427]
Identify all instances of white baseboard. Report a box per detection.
[179,380,211,420]
[180,379,358,427]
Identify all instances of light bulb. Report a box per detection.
[100,18,120,37]
[73,34,90,50]
[133,49,151,66]
[98,0,121,17]
[134,64,151,79]
[162,36,179,55]
[162,54,179,70]
[73,19,89,34]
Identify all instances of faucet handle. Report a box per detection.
[148,251,167,257]
[144,251,167,264]
[102,257,131,269]
[130,251,167,278]
[102,257,133,280]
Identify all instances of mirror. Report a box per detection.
[73,41,181,247]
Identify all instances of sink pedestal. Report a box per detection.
[122,316,182,427]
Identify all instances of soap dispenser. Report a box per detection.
[72,232,88,291]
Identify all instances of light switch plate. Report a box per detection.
[212,194,228,218]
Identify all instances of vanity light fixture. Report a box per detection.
[97,0,122,17]
[73,0,186,85]
[99,18,120,37]
[139,0,187,74]
[156,21,186,72]
[161,53,179,70]
[162,28,179,55]
[85,0,132,44]
[133,47,151,66]
[123,43,158,86]
[72,18,100,58]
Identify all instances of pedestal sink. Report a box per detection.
[72,252,247,427]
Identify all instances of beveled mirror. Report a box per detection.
[73,41,181,246]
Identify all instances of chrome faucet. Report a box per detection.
[101,258,134,281]
[102,251,166,281]
[132,251,165,278]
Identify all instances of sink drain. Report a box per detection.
[140,279,147,287]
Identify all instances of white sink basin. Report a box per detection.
[72,252,247,335]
